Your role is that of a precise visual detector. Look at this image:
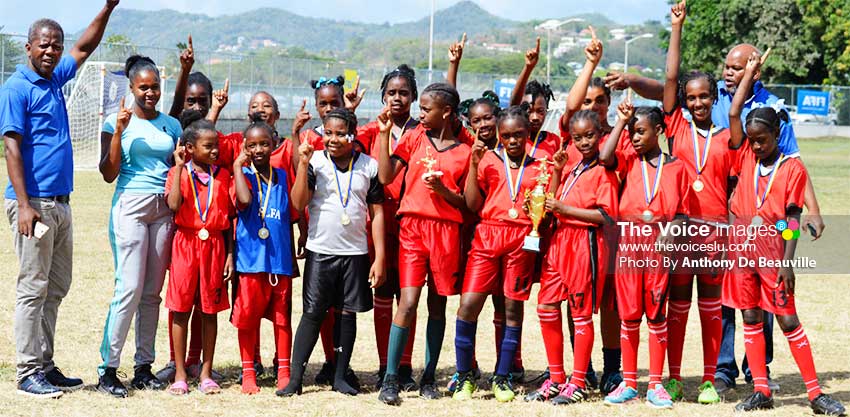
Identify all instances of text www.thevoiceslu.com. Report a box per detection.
[618,241,757,254]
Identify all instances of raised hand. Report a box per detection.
[115,97,132,132]
[671,0,687,27]
[106,0,119,8]
[603,71,629,91]
[173,144,186,167]
[212,78,229,110]
[377,108,393,133]
[470,137,487,166]
[234,139,250,168]
[617,98,635,121]
[180,34,194,72]
[552,148,568,171]
[526,37,541,67]
[449,32,467,64]
[298,140,314,162]
[344,76,367,111]
[585,26,603,65]
[292,99,311,135]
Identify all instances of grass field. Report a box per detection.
[0,137,848,416]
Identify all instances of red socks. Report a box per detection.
[647,320,668,386]
[494,311,504,358]
[320,309,336,363]
[621,321,640,389]
[697,298,722,383]
[538,307,565,384]
[374,296,393,367]
[666,300,690,381]
[238,329,260,394]
[570,316,594,388]
[784,325,822,401]
[275,323,292,390]
[743,322,770,396]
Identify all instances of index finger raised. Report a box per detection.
[461,32,467,45]
[589,25,597,41]
[760,47,772,65]
[187,34,193,50]
[223,78,230,93]
[535,36,541,52]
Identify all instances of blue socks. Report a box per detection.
[495,325,521,377]
[385,324,409,377]
[455,319,477,373]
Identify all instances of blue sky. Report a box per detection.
[1,0,670,34]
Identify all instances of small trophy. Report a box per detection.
[522,158,554,252]
[419,146,444,181]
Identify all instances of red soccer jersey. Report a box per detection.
[217,131,243,168]
[666,107,736,221]
[475,151,548,225]
[393,128,471,224]
[300,128,325,151]
[729,144,807,225]
[360,119,420,200]
[617,152,689,222]
[555,161,619,228]
[166,164,235,231]
[562,126,632,166]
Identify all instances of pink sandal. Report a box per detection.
[198,378,221,395]
[168,380,189,396]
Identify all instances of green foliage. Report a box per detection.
[1,26,25,76]
[798,0,850,84]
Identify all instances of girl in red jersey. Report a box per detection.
[599,100,689,408]
[357,65,421,390]
[291,75,366,155]
[525,110,619,405]
[508,38,561,159]
[451,105,546,403]
[164,114,235,395]
[376,83,471,405]
[660,1,735,402]
[722,54,845,415]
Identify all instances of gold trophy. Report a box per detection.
[522,158,554,252]
[419,146,444,181]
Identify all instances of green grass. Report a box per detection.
[0,137,847,416]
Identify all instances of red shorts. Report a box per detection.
[398,215,461,296]
[231,272,292,329]
[167,228,229,314]
[671,222,726,287]
[462,221,535,301]
[722,234,796,316]
[539,225,608,317]
[615,231,669,321]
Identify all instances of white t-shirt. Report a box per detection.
[306,151,384,255]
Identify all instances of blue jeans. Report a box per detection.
[715,305,774,385]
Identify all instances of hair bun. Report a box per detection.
[124,54,155,78]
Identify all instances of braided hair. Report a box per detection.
[422,83,461,115]
[745,107,787,136]
[243,112,276,140]
[525,80,555,107]
[310,75,345,99]
[678,70,718,104]
[628,106,666,134]
[460,90,501,119]
[498,104,531,129]
[380,64,418,103]
[569,109,602,134]
[323,107,358,136]
[179,109,216,145]
[125,55,159,81]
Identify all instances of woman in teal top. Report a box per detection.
[95,55,184,397]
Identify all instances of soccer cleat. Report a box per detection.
[398,365,418,392]
[45,367,84,392]
[811,393,846,415]
[551,383,588,405]
[604,382,639,406]
[735,391,774,411]
[419,380,441,400]
[524,378,561,402]
[600,371,623,395]
[378,374,402,406]
[131,365,166,390]
[315,362,334,385]
[275,380,302,397]
[491,375,515,403]
[448,366,481,393]
[510,365,526,383]
[345,367,361,392]
[17,372,63,398]
[697,381,721,404]
[97,367,128,398]
[646,383,674,409]
[155,361,176,383]
[452,372,476,401]
[714,377,732,394]
[585,369,599,391]
[664,378,684,401]
[375,367,386,390]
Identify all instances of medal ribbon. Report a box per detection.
[502,148,528,204]
[331,152,355,209]
[754,153,785,209]
[251,163,273,222]
[559,158,598,200]
[187,161,215,224]
[690,121,713,176]
[640,154,665,206]
[389,116,413,155]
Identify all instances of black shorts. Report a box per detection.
[302,250,372,314]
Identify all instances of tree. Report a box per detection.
[1,26,25,81]
[798,0,850,85]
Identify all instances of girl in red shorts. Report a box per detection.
[723,54,844,415]
[165,114,235,395]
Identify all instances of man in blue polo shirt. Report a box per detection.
[1,1,118,398]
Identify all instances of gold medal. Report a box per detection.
[341,212,351,226]
[198,227,210,241]
[508,208,519,219]
[692,178,704,192]
[258,227,270,240]
[642,210,654,222]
